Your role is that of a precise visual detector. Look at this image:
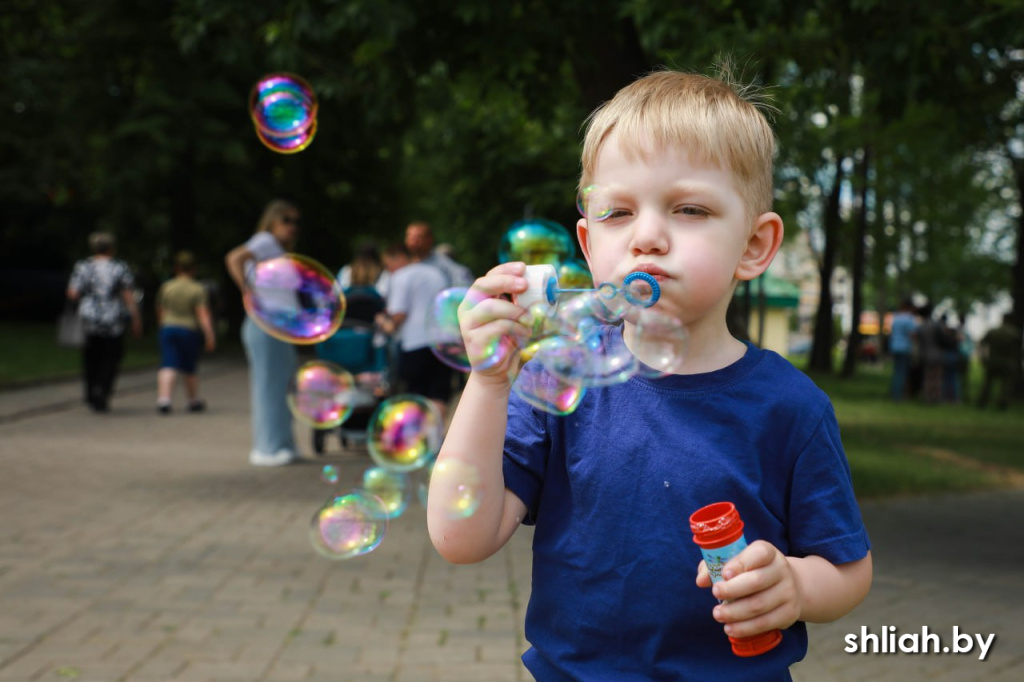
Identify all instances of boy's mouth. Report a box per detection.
[626,263,671,281]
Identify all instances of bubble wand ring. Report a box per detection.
[530,267,660,308]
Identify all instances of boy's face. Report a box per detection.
[577,131,768,329]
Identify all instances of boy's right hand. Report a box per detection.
[458,261,532,388]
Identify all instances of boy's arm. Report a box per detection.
[427,262,531,565]
[787,552,873,623]
[428,372,529,564]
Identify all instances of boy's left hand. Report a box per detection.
[695,540,801,638]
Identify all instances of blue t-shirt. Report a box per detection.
[889,311,918,354]
[502,329,870,681]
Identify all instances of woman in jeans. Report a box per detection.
[225,200,301,467]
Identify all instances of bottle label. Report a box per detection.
[700,536,747,583]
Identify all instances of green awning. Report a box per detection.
[735,273,800,308]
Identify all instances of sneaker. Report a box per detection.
[187,400,206,413]
[249,449,295,467]
[157,404,171,415]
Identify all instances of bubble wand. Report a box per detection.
[515,264,661,311]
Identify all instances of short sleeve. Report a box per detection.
[787,404,871,565]
[244,232,282,262]
[68,260,88,292]
[501,365,553,525]
[386,269,410,315]
[118,262,135,290]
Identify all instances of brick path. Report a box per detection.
[0,357,1020,681]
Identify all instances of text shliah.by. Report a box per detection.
[845,626,996,661]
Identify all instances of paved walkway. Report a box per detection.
[0,358,1020,681]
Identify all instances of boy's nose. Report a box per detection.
[629,213,669,254]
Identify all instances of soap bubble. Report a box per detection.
[576,184,614,221]
[535,329,637,388]
[288,360,356,428]
[497,218,575,266]
[632,308,687,378]
[249,73,318,154]
[557,259,594,289]
[426,287,471,372]
[511,344,586,416]
[429,459,481,519]
[362,467,410,519]
[320,464,340,484]
[309,490,388,560]
[367,395,443,472]
[243,254,346,344]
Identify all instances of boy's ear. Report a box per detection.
[734,212,784,281]
[576,218,593,269]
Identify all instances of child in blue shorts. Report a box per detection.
[427,67,872,681]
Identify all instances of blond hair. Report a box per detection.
[579,67,776,219]
[254,199,299,234]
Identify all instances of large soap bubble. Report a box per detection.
[243,254,346,344]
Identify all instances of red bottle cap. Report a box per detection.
[729,629,783,657]
[689,501,745,549]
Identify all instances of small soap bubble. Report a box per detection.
[367,395,444,472]
[511,344,586,416]
[244,254,346,344]
[497,218,575,266]
[557,259,594,289]
[320,464,340,484]
[426,287,471,372]
[429,459,482,519]
[309,490,388,560]
[288,360,356,428]
[249,73,318,154]
[362,467,410,519]
[576,184,614,221]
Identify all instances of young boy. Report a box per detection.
[427,69,872,681]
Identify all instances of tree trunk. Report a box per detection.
[842,147,871,377]
[1011,155,1024,395]
[809,157,845,372]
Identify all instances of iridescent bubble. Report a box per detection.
[426,287,471,372]
[367,395,444,472]
[362,467,410,519]
[320,464,340,484]
[244,254,346,344]
[429,459,481,519]
[288,360,356,428]
[535,330,637,388]
[249,73,318,154]
[576,184,614,221]
[511,345,586,416]
[309,490,388,560]
[497,218,575,266]
[557,259,594,289]
[631,309,687,378]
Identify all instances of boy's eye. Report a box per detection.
[676,205,710,218]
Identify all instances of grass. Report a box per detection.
[0,321,162,387]
[802,361,1024,499]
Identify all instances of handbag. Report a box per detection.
[57,302,85,348]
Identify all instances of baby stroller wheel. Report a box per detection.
[312,429,327,455]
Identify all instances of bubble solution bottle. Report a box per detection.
[689,501,783,657]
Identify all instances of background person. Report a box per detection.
[376,243,453,421]
[155,250,216,414]
[224,199,301,467]
[66,231,143,413]
[404,221,474,287]
[977,313,1023,411]
[887,297,919,401]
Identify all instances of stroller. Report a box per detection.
[311,287,391,454]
